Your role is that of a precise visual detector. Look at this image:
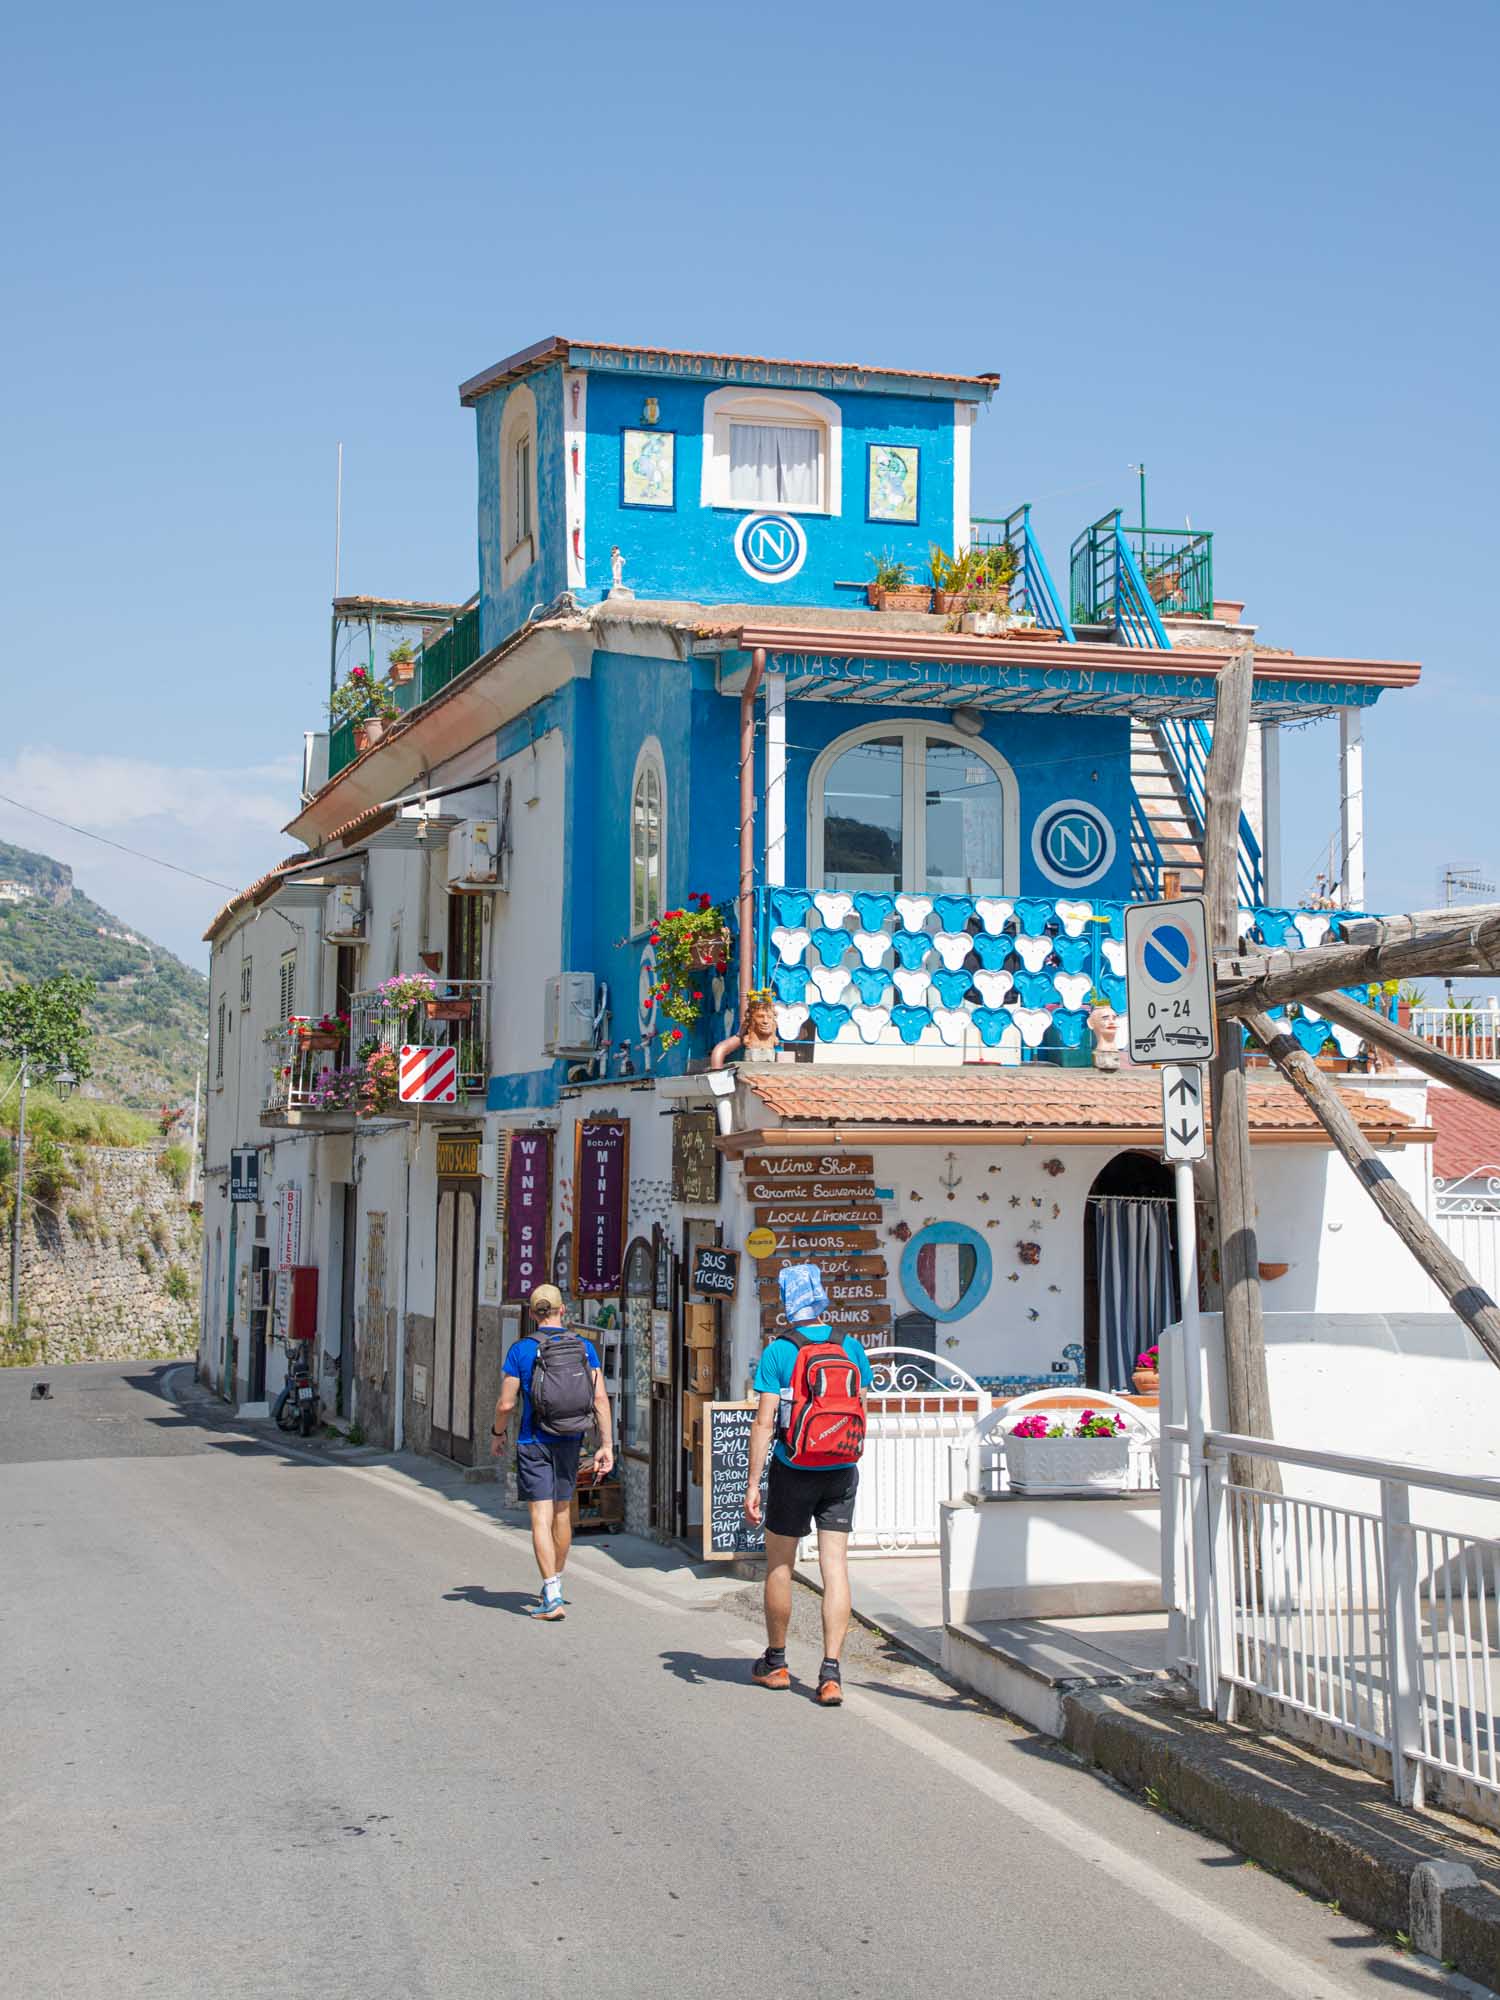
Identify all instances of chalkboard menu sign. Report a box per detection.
[692,1243,738,1297]
[703,1401,767,1561]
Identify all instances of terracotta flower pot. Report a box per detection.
[1258,1261,1289,1281]
[425,998,473,1022]
[1212,599,1246,624]
[302,1032,341,1051]
[936,583,1010,615]
[352,718,386,754]
[387,660,415,684]
[867,584,935,613]
[691,932,731,969]
[1131,1368,1159,1395]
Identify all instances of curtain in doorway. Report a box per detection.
[1093,1196,1178,1392]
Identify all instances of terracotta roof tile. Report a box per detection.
[741,1066,1417,1139]
[1429,1087,1500,1182]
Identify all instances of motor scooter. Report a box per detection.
[272,1341,320,1437]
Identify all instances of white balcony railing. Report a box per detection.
[349,978,490,1098]
[1410,1006,1500,1064]
[262,1021,356,1118]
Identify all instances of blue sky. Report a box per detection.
[3,0,1495,967]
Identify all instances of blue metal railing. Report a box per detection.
[1129,794,1167,897]
[1154,717,1265,905]
[971,507,1076,641]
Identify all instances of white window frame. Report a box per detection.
[699,386,841,515]
[239,960,252,1010]
[215,998,226,1086]
[499,381,539,588]
[807,720,1020,895]
[629,737,667,936]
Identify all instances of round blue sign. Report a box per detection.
[1029,798,1116,888]
[1142,922,1192,986]
[733,511,808,582]
[899,1221,993,1324]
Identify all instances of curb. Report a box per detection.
[1061,1684,1500,1989]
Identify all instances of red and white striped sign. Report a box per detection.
[399,1043,458,1104]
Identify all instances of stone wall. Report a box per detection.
[0,1143,199,1363]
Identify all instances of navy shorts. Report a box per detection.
[765,1459,859,1539]
[516,1434,583,1503]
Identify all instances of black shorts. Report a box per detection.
[516,1434,582,1503]
[765,1458,859,1539]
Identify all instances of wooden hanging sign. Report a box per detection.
[743,1177,876,1205]
[754,1205,883,1228]
[763,1253,886,1281]
[758,1277,887,1305]
[761,1300,891,1334]
[742,1153,873,1181]
[755,1227,881,1256]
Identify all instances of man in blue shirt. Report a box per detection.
[490,1284,613,1621]
[744,1263,874,1705]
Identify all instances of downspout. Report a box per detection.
[737,646,767,1021]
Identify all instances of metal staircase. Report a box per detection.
[1130,718,1264,903]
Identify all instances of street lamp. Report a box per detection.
[53,1068,77,1101]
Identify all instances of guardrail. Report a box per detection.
[1164,1425,1500,1820]
[349,978,490,1095]
[328,604,482,780]
[1411,1007,1500,1063]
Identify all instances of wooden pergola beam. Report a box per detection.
[1216,915,1500,1015]
[1245,1007,1500,1372]
[1341,903,1500,947]
[1311,992,1500,1113]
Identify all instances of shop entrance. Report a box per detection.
[1083,1151,1179,1391]
[432,1178,480,1462]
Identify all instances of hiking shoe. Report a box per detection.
[529,1581,565,1621]
[817,1667,843,1707]
[751,1651,790,1690]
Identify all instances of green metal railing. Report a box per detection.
[327,603,482,779]
[1071,512,1213,631]
[969,506,1076,640]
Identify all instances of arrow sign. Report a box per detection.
[1161,1062,1206,1163]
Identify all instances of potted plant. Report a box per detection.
[360,1046,401,1116]
[1005,1408,1131,1494]
[329,665,400,754]
[387,639,417,686]
[306,1064,366,1113]
[375,971,440,1033]
[866,552,934,613]
[1131,1345,1159,1395]
[930,542,1019,616]
[649,893,732,1053]
[424,992,474,1023]
[299,1012,348,1051]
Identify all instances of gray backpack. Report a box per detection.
[530,1332,595,1436]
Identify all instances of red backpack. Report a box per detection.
[781,1330,867,1468]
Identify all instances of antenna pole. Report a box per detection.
[334,441,343,600]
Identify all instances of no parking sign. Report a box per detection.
[1123,898,1217,1065]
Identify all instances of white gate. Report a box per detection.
[1434,1168,1500,1299]
[836,1347,992,1556]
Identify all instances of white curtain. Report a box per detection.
[1093,1197,1178,1391]
[729,423,821,506]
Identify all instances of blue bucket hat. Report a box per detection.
[778,1263,829,1325]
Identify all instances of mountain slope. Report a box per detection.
[0,841,208,1108]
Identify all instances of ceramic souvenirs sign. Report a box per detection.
[574,1119,629,1295]
[503,1130,552,1303]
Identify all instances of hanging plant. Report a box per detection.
[649,894,732,1052]
[360,1047,401,1116]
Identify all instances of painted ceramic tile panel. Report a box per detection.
[622,428,674,508]
[868,443,919,523]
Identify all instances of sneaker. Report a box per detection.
[817,1664,843,1707]
[529,1581,565,1621]
[750,1651,790,1690]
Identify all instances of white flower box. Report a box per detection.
[1006,1434,1131,1496]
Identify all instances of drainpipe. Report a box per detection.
[738,646,767,1021]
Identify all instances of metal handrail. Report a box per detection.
[1154,717,1264,904]
[971,507,1076,642]
[1167,1425,1500,1506]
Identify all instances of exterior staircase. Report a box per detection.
[1130,722,1206,892]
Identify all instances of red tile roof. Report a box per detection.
[739,1066,1420,1141]
[1429,1087,1500,1183]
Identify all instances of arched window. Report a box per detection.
[630,738,666,933]
[808,721,1019,896]
[700,387,841,514]
[498,383,539,588]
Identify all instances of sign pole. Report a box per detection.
[1174,1153,1214,1708]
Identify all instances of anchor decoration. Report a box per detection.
[939,1152,963,1203]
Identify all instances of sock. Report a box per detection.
[541,1575,560,1591]
[820,1657,841,1681]
[764,1646,786,1666]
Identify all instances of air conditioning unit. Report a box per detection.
[448,819,501,892]
[324,883,364,941]
[544,973,597,1055]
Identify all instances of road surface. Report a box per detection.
[0,1362,1468,1999]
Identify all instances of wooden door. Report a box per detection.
[432,1180,480,1462]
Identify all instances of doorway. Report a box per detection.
[338,1183,357,1419]
[248,1244,270,1400]
[431,1178,480,1462]
[1083,1151,1179,1391]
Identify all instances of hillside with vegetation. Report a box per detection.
[0,841,208,1108]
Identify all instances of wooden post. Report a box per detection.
[1245,1007,1500,1371]
[1312,992,1500,1112]
[1203,648,1278,1486]
[1216,914,1500,1015]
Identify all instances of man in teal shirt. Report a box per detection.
[744,1263,873,1705]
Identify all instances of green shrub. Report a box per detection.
[10,1093,156,1148]
[27,1136,74,1210]
[147,1213,171,1253]
[135,1242,152,1273]
[159,1144,191,1191]
[163,1263,193,1303]
[66,1199,96,1238]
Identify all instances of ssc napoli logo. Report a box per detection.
[733,511,808,583]
[1030,798,1116,889]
